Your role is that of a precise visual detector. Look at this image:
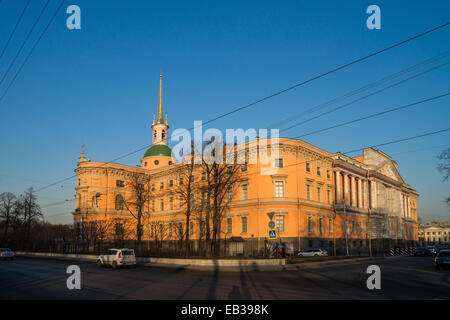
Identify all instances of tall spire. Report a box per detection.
[156,68,164,124]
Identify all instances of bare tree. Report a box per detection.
[0,192,16,246]
[437,147,450,207]
[19,188,42,246]
[174,151,200,256]
[201,145,242,256]
[124,172,151,244]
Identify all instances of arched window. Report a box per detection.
[115,194,125,210]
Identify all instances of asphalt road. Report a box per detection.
[0,256,449,300]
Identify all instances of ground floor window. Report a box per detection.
[275,215,285,233]
[241,216,248,233]
[226,217,232,234]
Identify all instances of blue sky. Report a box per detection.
[0,0,449,224]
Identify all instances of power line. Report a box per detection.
[34,22,450,192]
[388,143,450,156]
[280,60,450,133]
[252,128,450,177]
[343,128,450,155]
[0,0,65,104]
[269,50,450,129]
[0,0,50,87]
[293,92,450,139]
[0,0,30,60]
[41,199,73,209]
[199,22,450,127]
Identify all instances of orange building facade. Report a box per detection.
[73,73,419,255]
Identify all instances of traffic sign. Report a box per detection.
[268,229,278,239]
[267,212,274,221]
[268,221,275,229]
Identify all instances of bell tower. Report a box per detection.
[152,69,169,145]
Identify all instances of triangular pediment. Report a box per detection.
[375,160,404,183]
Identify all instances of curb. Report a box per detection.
[17,252,386,272]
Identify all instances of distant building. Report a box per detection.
[73,71,420,255]
[418,224,450,244]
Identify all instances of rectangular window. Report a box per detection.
[201,172,206,181]
[317,187,321,202]
[169,180,173,187]
[359,221,364,236]
[201,191,207,208]
[327,189,331,204]
[275,215,285,233]
[151,199,155,212]
[200,221,205,236]
[329,218,334,234]
[178,195,183,208]
[306,184,311,200]
[317,166,321,176]
[241,183,248,200]
[116,180,125,187]
[308,216,313,234]
[169,196,174,210]
[352,220,356,235]
[160,182,164,190]
[160,198,164,211]
[179,177,184,185]
[226,187,233,203]
[189,222,194,236]
[168,223,173,238]
[274,181,284,198]
[226,217,232,234]
[275,158,284,168]
[319,217,323,235]
[158,223,164,238]
[241,216,248,233]
[326,169,331,179]
[151,184,155,192]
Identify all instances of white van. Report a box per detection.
[97,248,136,268]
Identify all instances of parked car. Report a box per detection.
[97,248,136,268]
[0,248,15,260]
[413,247,433,256]
[297,249,328,257]
[426,246,437,254]
[434,250,450,270]
[434,245,448,253]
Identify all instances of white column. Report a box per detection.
[370,180,377,209]
[351,176,356,207]
[407,197,411,218]
[364,180,369,209]
[402,195,406,217]
[343,173,349,206]
[357,178,362,208]
[335,170,341,204]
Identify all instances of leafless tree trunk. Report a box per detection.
[0,192,16,246]
[437,147,450,207]
[201,146,242,256]
[124,172,151,244]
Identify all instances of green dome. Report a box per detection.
[144,144,172,157]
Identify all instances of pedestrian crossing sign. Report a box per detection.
[268,229,278,239]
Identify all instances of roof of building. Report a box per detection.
[144,144,172,157]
